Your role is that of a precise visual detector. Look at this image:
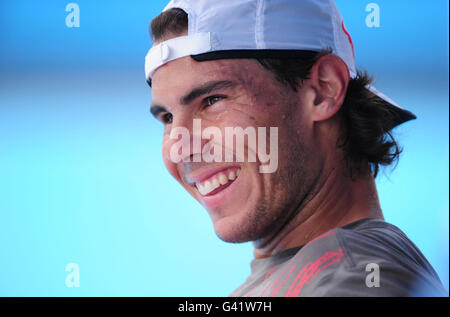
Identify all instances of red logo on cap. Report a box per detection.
[341,21,355,58]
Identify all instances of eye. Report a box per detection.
[205,95,225,107]
[159,112,173,124]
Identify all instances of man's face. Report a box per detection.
[151,56,323,243]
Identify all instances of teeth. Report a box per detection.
[204,180,212,194]
[218,173,228,185]
[197,183,207,196]
[212,178,220,189]
[195,168,241,196]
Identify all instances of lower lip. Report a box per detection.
[199,172,242,210]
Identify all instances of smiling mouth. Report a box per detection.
[194,167,241,197]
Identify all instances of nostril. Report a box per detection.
[191,153,201,162]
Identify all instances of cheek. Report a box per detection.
[203,103,271,129]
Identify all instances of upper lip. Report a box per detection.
[184,164,240,184]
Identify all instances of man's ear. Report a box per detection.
[308,55,350,122]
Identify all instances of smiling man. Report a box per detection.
[145,0,447,296]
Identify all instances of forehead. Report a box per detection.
[151,56,272,97]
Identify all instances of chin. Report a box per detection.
[211,213,263,244]
[214,229,251,244]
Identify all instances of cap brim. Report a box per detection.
[365,84,417,131]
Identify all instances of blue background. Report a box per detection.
[0,0,448,296]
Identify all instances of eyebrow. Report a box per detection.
[150,80,237,118]
[179,80,237,105]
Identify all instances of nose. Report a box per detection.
[163,116,208,165]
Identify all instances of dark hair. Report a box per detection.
[150,8,189,42]
[150,8,402,179]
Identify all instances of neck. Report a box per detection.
[252,166,384,259]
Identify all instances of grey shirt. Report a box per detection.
[230,218,447,297]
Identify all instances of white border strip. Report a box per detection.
[145,32,212,80]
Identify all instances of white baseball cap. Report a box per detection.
[145,0,416,128]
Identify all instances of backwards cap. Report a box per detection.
[145,0,416,128]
